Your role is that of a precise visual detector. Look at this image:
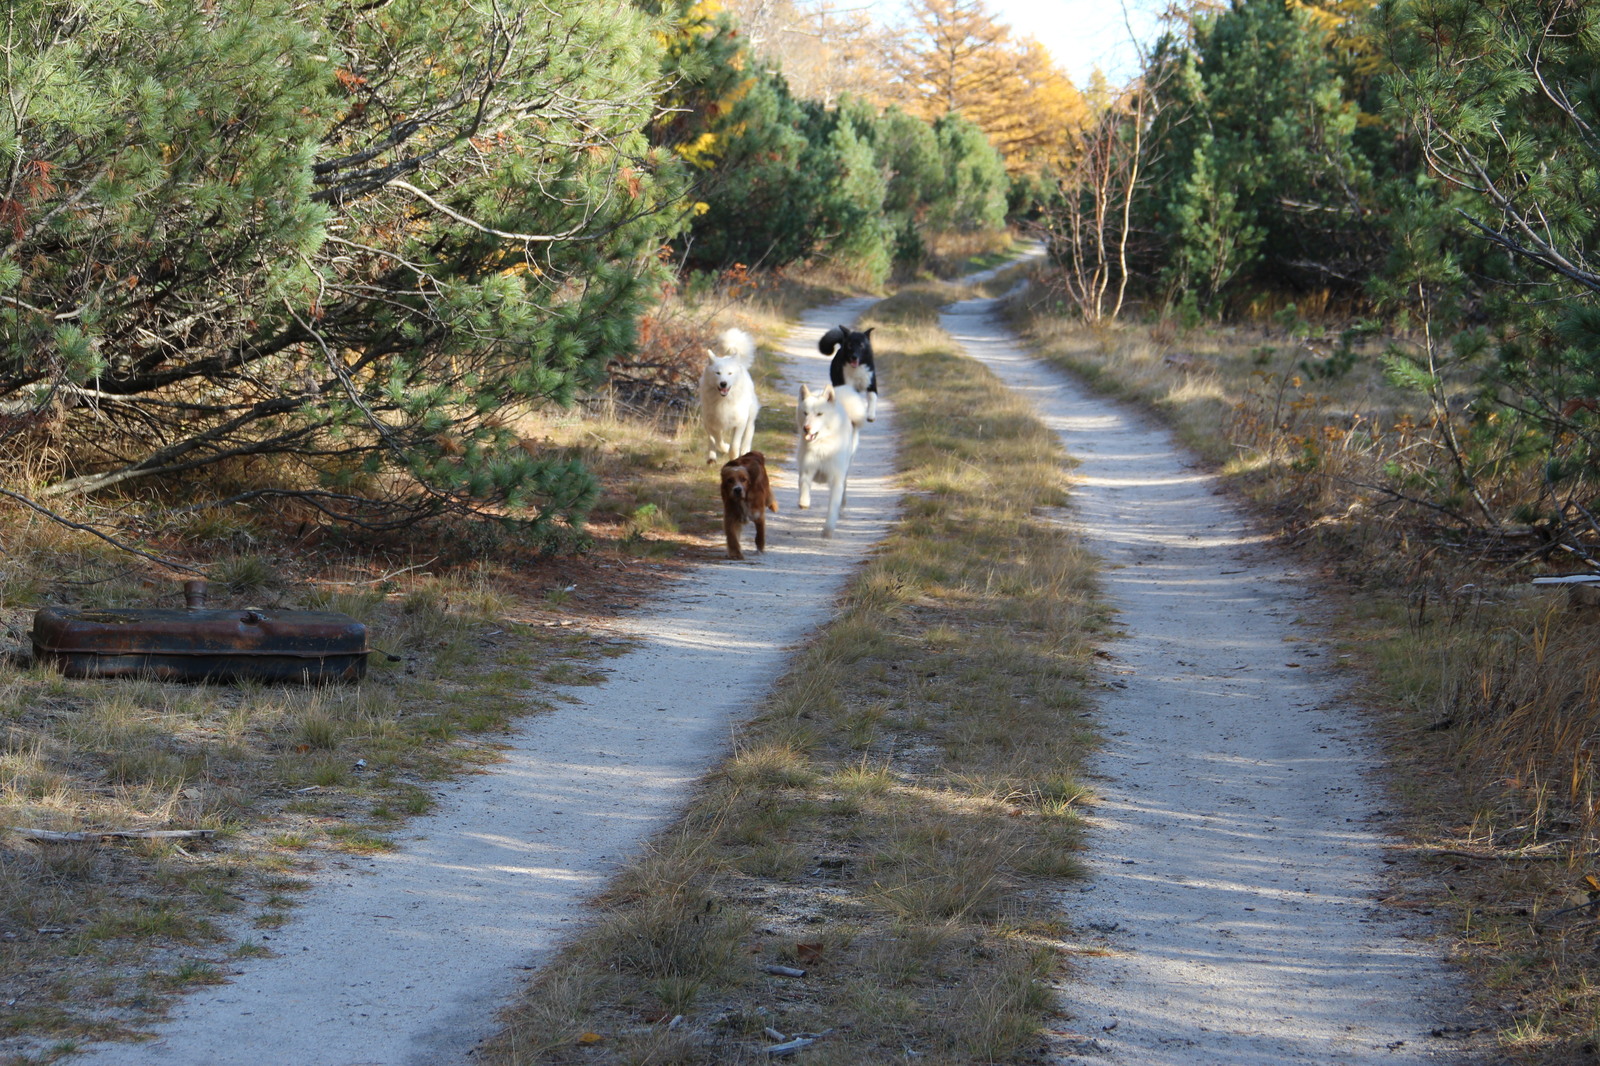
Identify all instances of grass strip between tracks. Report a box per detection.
[482,288,1108,1065]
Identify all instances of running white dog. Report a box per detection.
[699,328,759,465]
[795,382,862,538]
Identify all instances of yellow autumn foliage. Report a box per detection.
[1288,0,1385,77]
[883,0,1091,176]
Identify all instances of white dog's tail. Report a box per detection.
[722,328,756,369]
[834,383,867,429]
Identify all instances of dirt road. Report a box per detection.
[68,266,1482,1065]
[939,276,1482,1064]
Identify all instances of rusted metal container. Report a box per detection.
[32,589,370,683]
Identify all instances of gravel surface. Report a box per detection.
[66,296,895,1066]
[939,274,1486,1065]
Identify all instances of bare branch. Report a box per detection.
[0,486,203,574]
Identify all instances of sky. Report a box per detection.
[860,0,1170,86]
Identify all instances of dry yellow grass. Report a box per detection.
[0,554,611,1058]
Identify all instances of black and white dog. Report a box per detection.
[818,324,878,422]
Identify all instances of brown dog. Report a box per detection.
[720,451,777,560]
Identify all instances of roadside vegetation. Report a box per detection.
[481,287,1103,1066]
[0,556,564,1054]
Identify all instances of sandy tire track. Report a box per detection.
[65,296,895,1066]
[939,273,1487,1065]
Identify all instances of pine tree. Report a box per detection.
[1168,133,1262,306]
[1137,0,1386,307]
[1382,0,1600,530]
[1,0,329,413]
[677,64,825,270]
[931,112,1008,232]
[815,107,896,283]
[2,0,684,535]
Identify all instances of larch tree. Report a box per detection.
[975,38,1091,175]
[882,0,1088,177]
[887,0,1012,117]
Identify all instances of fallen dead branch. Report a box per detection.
[18,828,218,844]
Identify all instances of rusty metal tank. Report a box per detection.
[31,581,370,683]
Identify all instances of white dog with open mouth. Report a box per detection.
[795,382,863,538]
[699,328,759,465]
